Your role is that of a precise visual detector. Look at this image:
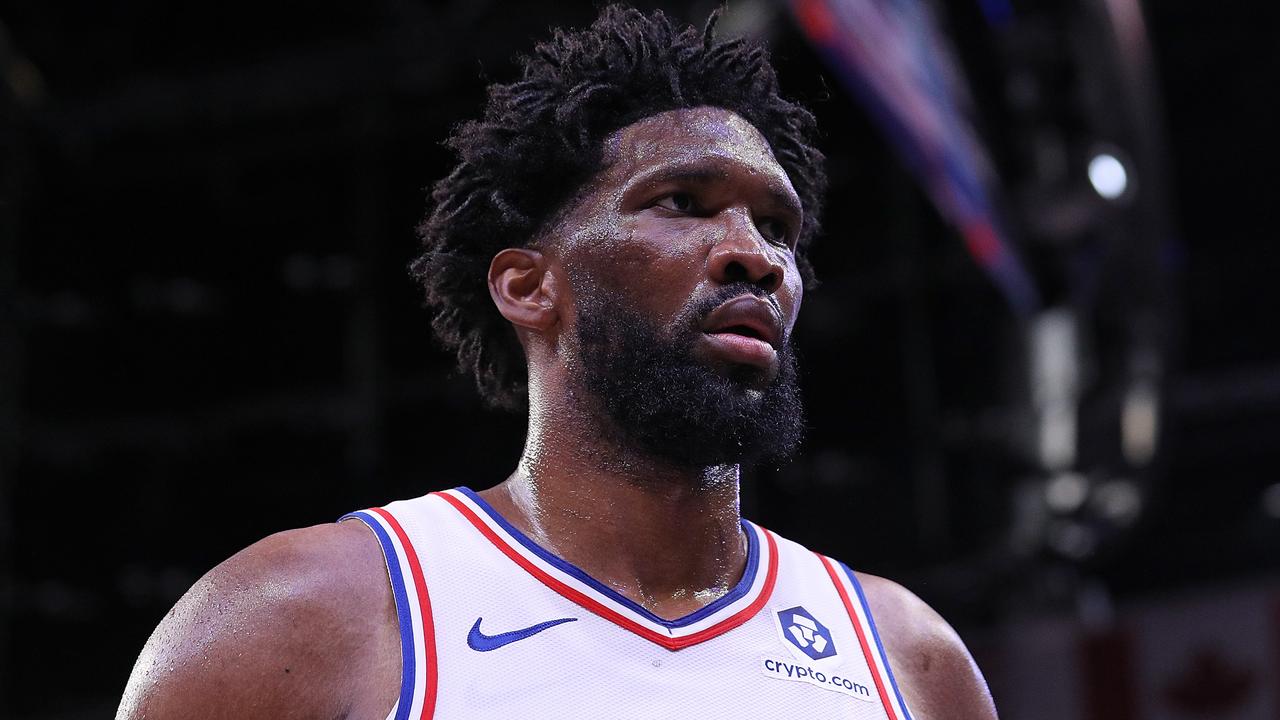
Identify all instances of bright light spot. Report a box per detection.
[1032,310,1079,471]
[1046,472,1089,513]
[1040,405,1077,472]
[1089,153,1129,200]
[1122,382,1160,467]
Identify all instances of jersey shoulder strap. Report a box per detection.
[816,550,916,720]
[341,495,445,720]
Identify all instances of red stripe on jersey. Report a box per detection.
[435,490,776,651]
[818,553,900,720]
[371,506,439,719]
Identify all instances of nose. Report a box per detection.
[707,213,785,294]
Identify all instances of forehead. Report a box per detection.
[599,106,794,193]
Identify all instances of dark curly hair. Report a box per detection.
[411,4,827,410]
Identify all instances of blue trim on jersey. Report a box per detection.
[342,511,415,720]
[456,487,760,630]
[841,562,915,720]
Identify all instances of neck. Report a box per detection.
[476,389,749,621]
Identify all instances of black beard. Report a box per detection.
[572,283,806,469]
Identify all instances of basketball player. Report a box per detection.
[118,6,998,719]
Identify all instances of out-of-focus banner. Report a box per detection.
[789,0,1040,319]
[979,582,1280,720]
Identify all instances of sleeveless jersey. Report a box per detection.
[343,487,915,720]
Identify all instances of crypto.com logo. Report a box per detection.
[776,606,837,661]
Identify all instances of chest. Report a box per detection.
[429,583,895,719]
[351,490,913,720]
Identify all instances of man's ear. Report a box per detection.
[488,248,559,331]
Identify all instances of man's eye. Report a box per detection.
[655,193,695,212]
[758,218,791,245]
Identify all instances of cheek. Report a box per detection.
[639,216,723,281]
[627,215,712,257]
[781,263,804,330]
[581,217,711,297]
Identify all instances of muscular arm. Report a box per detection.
[116,521,399,720]
[858,573,999,720]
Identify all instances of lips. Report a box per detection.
[702,295,783,347]
[700,295,784,369]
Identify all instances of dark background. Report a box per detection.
[1,0,1278,717]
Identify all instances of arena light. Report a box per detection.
[1088,152,1129,200]
[1122,380,1159,467]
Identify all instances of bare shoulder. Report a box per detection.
[116,520,399,720]
[855,572,999,720]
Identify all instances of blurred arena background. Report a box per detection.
[1,0,1278,717]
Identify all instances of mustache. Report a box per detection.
[691,281,778,320]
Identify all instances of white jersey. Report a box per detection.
[343,487,915,720]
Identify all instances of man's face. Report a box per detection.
[550,106,807,468]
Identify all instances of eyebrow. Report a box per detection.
[629,159,804,220]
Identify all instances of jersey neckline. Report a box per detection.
[434,486,779,650]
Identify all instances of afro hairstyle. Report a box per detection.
[410,4,826,410]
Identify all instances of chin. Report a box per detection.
[724,364,776,394]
